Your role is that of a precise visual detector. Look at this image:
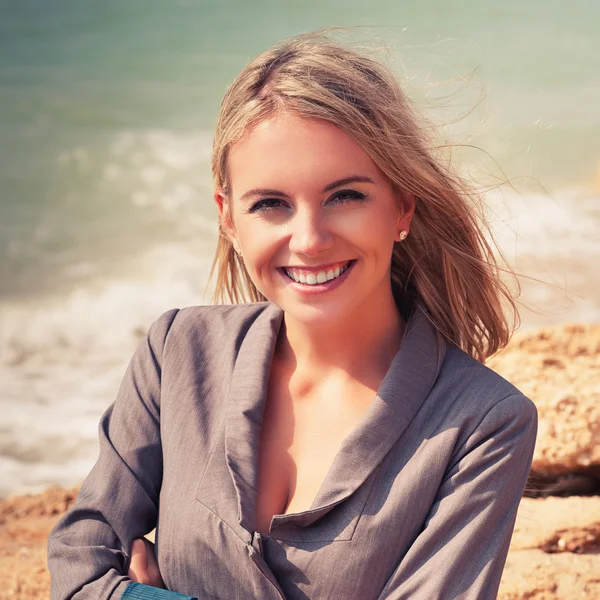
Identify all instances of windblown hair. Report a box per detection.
[210,32,519,362]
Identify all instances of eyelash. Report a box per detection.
[247,189,368,213]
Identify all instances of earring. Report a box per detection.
[397,230,408,241]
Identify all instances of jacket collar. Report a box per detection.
[223,301,446,536]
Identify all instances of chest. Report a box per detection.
[255,376,375,536]
[160,392,453,600]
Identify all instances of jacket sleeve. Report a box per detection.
[377,393,538,600]
[48,308,189,600]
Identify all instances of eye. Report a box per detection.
[327,189,368,205]
[247,198,287,213]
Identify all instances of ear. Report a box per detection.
[214,189,241,254]
[395,192,416,241]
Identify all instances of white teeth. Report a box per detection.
[285,262,351,285]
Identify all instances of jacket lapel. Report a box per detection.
[269,304,446,531]
[224,302,283,534]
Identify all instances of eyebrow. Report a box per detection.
[239,176,376,202]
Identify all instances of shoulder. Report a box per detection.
[441,344,528,401]
[169,301,270,333]
[434,343,538,433]
[413,344,538,474]
[146,301,272,354]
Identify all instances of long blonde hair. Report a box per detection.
[210,32,519,362]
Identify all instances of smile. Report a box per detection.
[282,260,354,285]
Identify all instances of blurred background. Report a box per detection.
[1,0,599,498]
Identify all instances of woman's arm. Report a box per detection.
[47,308,195,600]
[377,393,538,600]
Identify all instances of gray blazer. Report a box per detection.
[48,301,537,600]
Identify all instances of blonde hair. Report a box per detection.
[210,32,519,362]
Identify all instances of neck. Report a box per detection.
[278,285,405,384]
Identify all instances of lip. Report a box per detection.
[278,259,356,294]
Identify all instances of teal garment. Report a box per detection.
[122,582,197,599]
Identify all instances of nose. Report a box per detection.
[288,207,334,258]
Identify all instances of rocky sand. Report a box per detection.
[1,323,599,599]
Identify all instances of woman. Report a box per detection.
[48,33,537,600]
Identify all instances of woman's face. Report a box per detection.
[217,113,414,327]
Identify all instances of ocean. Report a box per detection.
[1,0,599,497]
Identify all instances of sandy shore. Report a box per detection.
[1,323,598,599]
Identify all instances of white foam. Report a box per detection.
[485,186,600,262]
[0,239,217,497]
[103,129,215,219]
[59,128,217,234]
[483,186,600,325]
[2,126,221,497]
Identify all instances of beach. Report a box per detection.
[1,1,599,597]
[1,321,598,600]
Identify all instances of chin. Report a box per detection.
[278,298,355,328]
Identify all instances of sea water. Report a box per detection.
[1,0,599,497]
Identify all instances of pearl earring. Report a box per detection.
[397,230,408,241]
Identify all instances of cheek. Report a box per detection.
[338,207,399,252]
[236,221,283,277]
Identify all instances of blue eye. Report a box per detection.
[248,198,286,213]
[328,189,367,205]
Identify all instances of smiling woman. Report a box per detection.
[47,31,537,600]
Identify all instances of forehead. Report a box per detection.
[227,114,383,193]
